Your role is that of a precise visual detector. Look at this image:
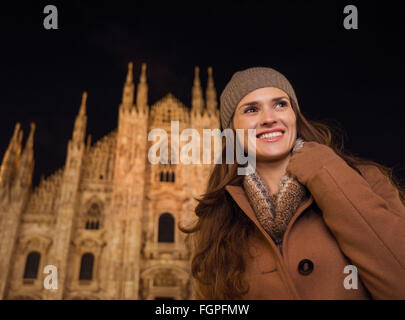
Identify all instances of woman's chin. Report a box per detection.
[256,151,290,163]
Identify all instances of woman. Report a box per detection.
[180,67,405,299]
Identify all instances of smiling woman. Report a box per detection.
[233,87,298,194]
[180,67,405,300]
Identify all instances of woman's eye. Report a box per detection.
[275,101,287,109]
[244,106,257,113]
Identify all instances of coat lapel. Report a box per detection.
[225,185,277,246]
[225,185,260,226]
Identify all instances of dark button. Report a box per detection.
[298,259,314,275]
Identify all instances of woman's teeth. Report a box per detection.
[258,132,283,139]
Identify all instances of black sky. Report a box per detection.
[1,0,404,187]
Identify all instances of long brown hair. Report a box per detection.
[180,100,405,299]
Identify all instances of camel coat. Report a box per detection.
[225,142,405,299]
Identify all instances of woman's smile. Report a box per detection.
[233,87,297,162]
[257,129,285,142]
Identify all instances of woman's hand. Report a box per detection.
[287,141,341,185]
[287,140,405,299]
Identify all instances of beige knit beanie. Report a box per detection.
[220,67,299,130]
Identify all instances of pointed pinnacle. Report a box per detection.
[126,61,134,83]
[17,129,23,147]
[139,63,147,83]
[9,122,22,146]
[25,122,36,148]
[194,66,201,85]
[82,91,88,104]
[79,91,87,115]
[13,122,21,137]
[207,66,215,86]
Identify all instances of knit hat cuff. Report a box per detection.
[220,67,299,129]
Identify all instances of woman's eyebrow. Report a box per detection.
[237,96,289,110]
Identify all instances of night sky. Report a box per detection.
[1,1,404,188]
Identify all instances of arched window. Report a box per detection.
[79,253,94,280]
[23,251,41,279]
[159,150,176,183]
[85,203,101,230]
[159,170,175,183]
[158,213,175,243]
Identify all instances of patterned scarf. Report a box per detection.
[242,138,308,246]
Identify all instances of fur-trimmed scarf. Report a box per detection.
[242,138,308,248]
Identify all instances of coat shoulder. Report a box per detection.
[354,163,405,216]
[354,163,386,187]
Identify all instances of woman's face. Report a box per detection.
[232,87,297,162]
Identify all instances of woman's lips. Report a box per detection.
[257,132,284,142]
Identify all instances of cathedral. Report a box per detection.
[0,62,220,299]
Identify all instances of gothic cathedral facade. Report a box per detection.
[0,62,220,299]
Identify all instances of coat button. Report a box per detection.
[298,259,314,275]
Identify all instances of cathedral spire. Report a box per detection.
[72,91,87,146]
[121,61,135,110]
[79,91,87,116]
[0,123,22,189]
[12,122,35,190]
[191,66,204,115]
[15,128,23,165]
[206,66,218,115]
[126,61,133,83]
[24,122,35,151]
[136,63,148,112]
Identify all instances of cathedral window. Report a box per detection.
[79,253,94,280]
[158,213,175,242]
[85,203,101,230]
[158,147,176,183]
[159,170,175,183]
[23,251,41,279]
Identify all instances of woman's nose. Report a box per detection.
[260,107,277,127]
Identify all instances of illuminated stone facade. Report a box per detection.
[0,62,220,299]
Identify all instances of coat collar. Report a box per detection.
[224,184,314,247]
[225,185,262,229]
